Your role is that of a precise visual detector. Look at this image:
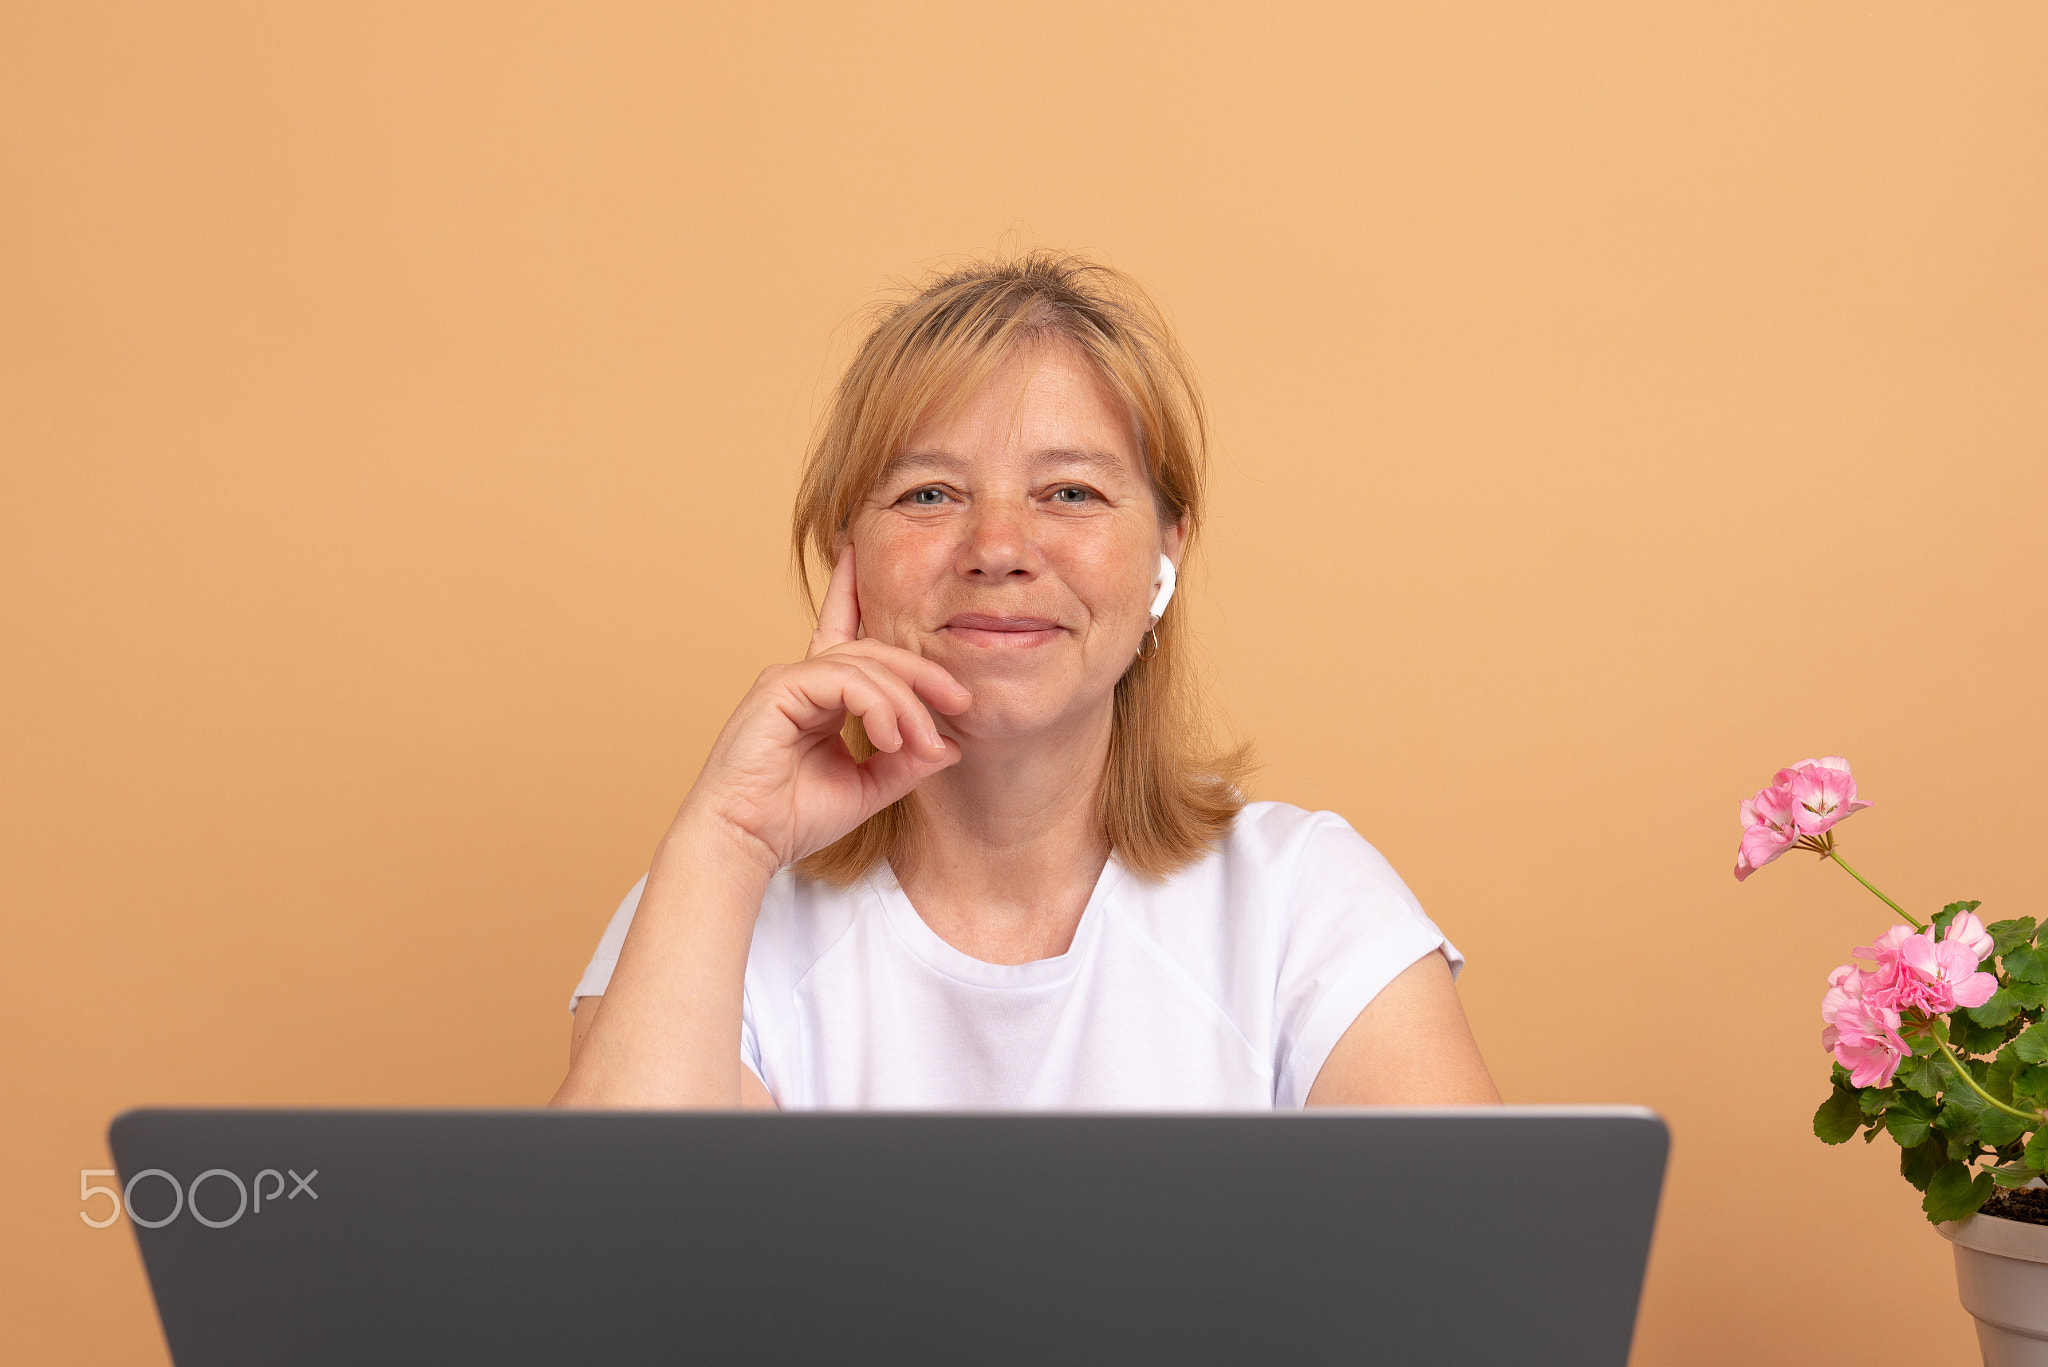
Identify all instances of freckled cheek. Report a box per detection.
[857,530,954,639]
[1046,537,1152,632]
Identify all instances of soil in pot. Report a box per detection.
[1981,1188,2048,1229]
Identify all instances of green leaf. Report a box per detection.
[2007,981,2048,1011]
[2004,945,2048,984]
[1907,1022,1944,1057]
[1993,1162,2040,1188]
[1989,917,2039,955]
[1978,1107,2029,1150]
[2027,1127,2048,1173]
[1859,1085,1896,1116]
[1948,1020,1984,1055]
[1939,1086,1985,1121]
[1989,1050,2026,1103]
[1967,990,2021,1028]
[1900,1054,1946,1099]
[1923,1163,1997,1224]
[1815,1088,1864,1144]
[1831,1062,1854,1089]
[2014,1023,2048,1065]
[1901,1135,1949,1190]
[2014,1066,2048,1111]
[1936,1096,1984,1157]
[1953,1016,2008,1055]
[1887,1092,1940,1148]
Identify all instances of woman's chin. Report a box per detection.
[946,713,1054,745]
[939,683,1111,748]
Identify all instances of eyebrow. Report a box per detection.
[876,447,1129,485]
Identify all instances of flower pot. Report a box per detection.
[1938,1212,2048,1366]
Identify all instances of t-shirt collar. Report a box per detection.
[868,856,1124,989]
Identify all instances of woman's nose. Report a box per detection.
[956,505,1038,582]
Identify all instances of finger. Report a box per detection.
[828,639,974,715]
[839,654,950,759]
[808,545,861,658]
[779,660,910,754]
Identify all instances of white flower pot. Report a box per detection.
[1938,1212,2048,1366]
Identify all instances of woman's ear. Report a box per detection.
[1161,517,1187,568]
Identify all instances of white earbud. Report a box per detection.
[1148,554,1177,623]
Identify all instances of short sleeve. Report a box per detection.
[568,876,647,1010]
[565,875,763,1081]
[1270,812,1462,1108]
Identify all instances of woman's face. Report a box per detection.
[849,340,1183,743]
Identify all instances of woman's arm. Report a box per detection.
[548,547,968,1110]
[549,818,778,1109]
[566,993,778,1109]
[1302,950,1501,1106]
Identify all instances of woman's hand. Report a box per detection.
[557,554,953,1111]
[671,546,971,873]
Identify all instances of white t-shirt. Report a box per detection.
[570,800,1460,1111]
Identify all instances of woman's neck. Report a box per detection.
[895,705,1113,965]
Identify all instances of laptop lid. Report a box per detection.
[109,1106,1666,1366]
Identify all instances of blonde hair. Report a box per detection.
[791,250,1251,885]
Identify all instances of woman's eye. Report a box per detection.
[1052,486,1093,504]
[907,487,949,506]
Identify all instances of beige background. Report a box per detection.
[4,3,2045,1361]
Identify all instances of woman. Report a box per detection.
[552,252,1497,1110]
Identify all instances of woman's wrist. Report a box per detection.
[658,802,784,887]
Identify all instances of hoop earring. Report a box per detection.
[1136,627,1160,662]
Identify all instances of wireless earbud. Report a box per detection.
[1148,554,1177,623]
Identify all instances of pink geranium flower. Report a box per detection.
[1852,923,1998,1017]
[1893,932,1998,1014]
[1945,911,1995,963]
[1851,925,1917,988]
[1819,963,1874,1048]
[1776,756,1873,838]
[1829,998,1910,1088]
[1735,783,1801,881]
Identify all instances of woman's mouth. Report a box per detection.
[941,614,1065,649]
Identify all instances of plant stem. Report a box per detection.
[1932,1033,2040,1125]
[1826,850,1926,931]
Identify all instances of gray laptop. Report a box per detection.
[109,1106,1665,1365]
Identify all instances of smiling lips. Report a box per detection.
[942,613,1065,648]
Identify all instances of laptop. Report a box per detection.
[109,1105,1666,1365]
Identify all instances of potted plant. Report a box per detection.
[1736,757,2048,1365]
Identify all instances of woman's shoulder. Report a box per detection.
[1203,800,1423,913]
[1115,801,1442,1014]
[1219,800,1388,866]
